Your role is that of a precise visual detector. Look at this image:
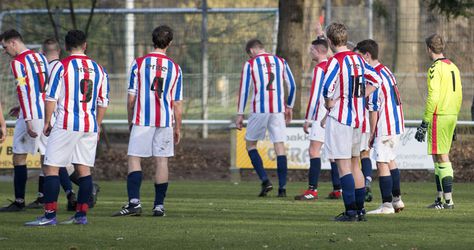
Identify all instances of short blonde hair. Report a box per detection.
[425,34,445,54]
[326,22,348,47]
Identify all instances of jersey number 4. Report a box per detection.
[80,79,93,103]
[151,77,164,98]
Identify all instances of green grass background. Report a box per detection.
[0,181,473,249]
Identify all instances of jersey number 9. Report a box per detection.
[80,79,93,103]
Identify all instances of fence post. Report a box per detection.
[201,0,209,139]
[125,0,135,74]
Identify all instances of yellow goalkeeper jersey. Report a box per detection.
[423,58,462,122]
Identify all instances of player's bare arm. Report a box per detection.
[173,100,183,145]
[285,107,293,125]
[235,114,244,130]
[43,100,56,136]
[8,105,20,118]
[96,106,107,140]
[368,111,378,147]
[127,93,136,132]
[0,103,6,143]
[25,120,37,138]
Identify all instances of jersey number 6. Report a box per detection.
[80,79,93,103]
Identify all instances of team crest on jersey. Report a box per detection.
[15,77,27,86]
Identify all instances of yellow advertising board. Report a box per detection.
[0,128,41,169]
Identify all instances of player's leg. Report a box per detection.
[360,150,373,202]
[246,113,272,196]
[153,157,169,216]
[295,140,322,200]
[427,155,444,208]
[351,129,366,220]
[270,113,288,197]
[58,166,75,210]
[389,160,404,212]
[327,159,342,199]
[367,162,394,214]
[26,155,47,209]
[438,154,454,208]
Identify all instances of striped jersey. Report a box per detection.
[46,54,109,132]
[128,52,183,127]
[368,63,405,136]
[10,49,48,120]
[305,60,327,121]
[322,51,382,128]
[237,53,296,114]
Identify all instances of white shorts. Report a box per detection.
[245,113,286,143]
[44,127,98,167]
[13,119,47,155]
[309,120,325,143]
[128,125,174,157]
[373,135,399,163]
[360,132,370,152]
[325,117,361,159]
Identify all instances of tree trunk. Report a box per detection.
[277,0,305,118]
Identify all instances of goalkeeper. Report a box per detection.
[415,34,462,209]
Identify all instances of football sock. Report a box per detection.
[76,175,93,217]
[43,176,60,219]
[69,171,80,186]
[361,158,372,182]
[308,158,321,189]
[330,162,341,190]
[38,175,45,198]
[276,155,288,189]
[127,171,142,204]
[379,175,393,203]
[340,174,356,211]
[390,168,401,197]
[248,149,268,182]
[59,167,73,194]
[154,182,168,206]
[433,163,443,200]
[438,162,454,203]
[355,187,366,211]
[14,165,27,202]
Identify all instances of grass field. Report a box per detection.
[0,180,473,249]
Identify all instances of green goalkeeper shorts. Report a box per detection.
[428,114,457,155]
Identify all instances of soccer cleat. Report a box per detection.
[367,202,395,214]
[327,190,342,199]
[357,209,367,221]
[443,202,454,209]
[277,188,287,198]
[24,216,57,226]
[427,200,444,209]
[26,198,44,209]
[111,203,142,217]
[334,210,358,222]
[60,216,88,225]
[0,200,25,212]
[294,189,318,201]
[365,186,373,202]
[152,205,166,217]
[88,183,100,208]
[67,192,77,211]
[392,197,405,213]
[258,181,273,197]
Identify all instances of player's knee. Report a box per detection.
[12,153,27,166]
[75,165,91,177]
[360,150,370,158]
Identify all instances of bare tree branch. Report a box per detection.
[84,0,98,37]
[45,0,60,42]
[68,0,77,29]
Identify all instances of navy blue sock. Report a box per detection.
[248,149,268,182]
[276,155,287,189]
[43,175,60,219]
[127,171,142,203]
[361,158,372,180]
[14,165,27,201]
[59,168,73,194]
[75,175,93,218]
[308,158,321,189]
[340,174,356,211]
[330,162,341,190]
[154,183,169,206]
[38,175,45,197]
[379,176,393,203]
[355,188,366,211]
[390,168,401,197]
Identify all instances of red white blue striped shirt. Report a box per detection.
[10,50,48,120]
[305,60,327,121]
[237,53,296,114]
[46,54,109,132]
[368,63,405,136]
[128,52,183,128]
[322,51,382,128]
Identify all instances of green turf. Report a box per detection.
[0,180,473,249]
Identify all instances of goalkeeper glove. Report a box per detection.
[415,121,429,142]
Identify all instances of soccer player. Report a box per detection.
[25,30,109,226]
[235,39,296,197]
[112,25,183,217]
[0,29,49,212]
[354,39,405,214]
[0,102,6,143]
[26,38,78,211]
[322,23,381,221]
[415,34,462,209]
[294,37,329,201]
